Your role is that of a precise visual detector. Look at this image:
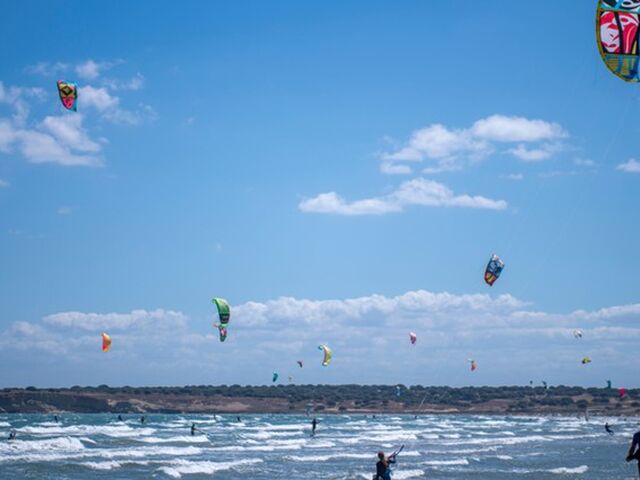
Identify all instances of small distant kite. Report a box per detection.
[101,333,111,352]
[468,359,477,371]
[318,344,332,366]
[596,0,640,82]
[297,360,303,368]
[57,80,78,111]
[581,357,592,365]
[619,388,627,399]
[272,372,279,383]
[212,297,230,342]
[607,380,612,389]
[409,332,417,345]
[542,381,548,389]
[396,385,401,397]
[573,329,583,339]
[484,254,504,286]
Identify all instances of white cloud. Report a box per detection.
[104,73,144,91]
[299,177,507,215]
[501,173,524,181]
[42,115,101,153]
[0,178,9,188]
[470,115,566,142]
[381,114,568,174]
[574,158,595,167]
[78,86,119,111]
[75,60,103,80]
[44,309,187,331]
[25,62,69,76]
[380,162,412,175]
[57,206,72,215]
[617,159,640,173]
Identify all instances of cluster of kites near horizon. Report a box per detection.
[53,0,636,394]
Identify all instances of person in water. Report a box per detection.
[626,430,640,476]
[605,422,614,435]
[191,423,196,436]
[237,416,241,422]
[375,451,396,480]
[140,416,145,424]
[311,418,318,435]
[54,415,58,423]
[117,415,123,422]
[8,430,16,441]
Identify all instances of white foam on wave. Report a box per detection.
[548,465,589,474]
[0,422,10,427]
[392,469,426,479]
[158,458,263,478]
[137,435,210,444]
[82,461,122,470]
[19,424,156,438]
[422,458,469,466]
[285,453,372,462]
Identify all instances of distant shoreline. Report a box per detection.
[0,385,637,415]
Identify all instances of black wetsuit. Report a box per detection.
[626,431,640,475]
[118,415,123,422]
[605,423,614,435]
[311,418,317,435]
[191,424,196,436]
[375,457,395,480]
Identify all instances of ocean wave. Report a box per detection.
[548,465,589,474]
[158,458,263,478]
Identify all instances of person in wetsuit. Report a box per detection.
[191,423,196,436]
[605,422,614,435]
[375,451,396,480]
[311,418,317,436]
[117,415,123,422]
[626,430,640,476]
[140,415,145,424]
[237,416,241,422]
[8,431,16,441]
[54,415,58,423]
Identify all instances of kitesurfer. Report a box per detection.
[311,418,318,436]
[117,415,123,422]
[191,423,196,436]
[54,415,58,423]
[8,430,16,441]
[626,430,640,476]
[605,423,614,435]
[140,415,145,424]
[236,416,241,422]
[375,451,396,480]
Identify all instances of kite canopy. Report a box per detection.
[542,381,548,389]
[272,372,279,383]
[468,359,477,371]
[607,379,612,389]
[318,344,332,367]
[581,356,592,365]
[409,332,417,345]
[297,360,303,368]
[619,387,627,398]
[212,298,230,342]
[396,385,401,397]
[596,0,640,82]
[57,81,78,111]
[573,329,583,339]
[102,333,111,353]
[484,254,504,286]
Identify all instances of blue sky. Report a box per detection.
[0,1,639,388]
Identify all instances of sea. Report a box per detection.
[0,413,637,479]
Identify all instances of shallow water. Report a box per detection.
[0,413,637,479]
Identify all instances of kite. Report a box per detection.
[288,376,293,383]
[484,254,504,286]
[212,297,230,342]
[297,360,303,368]
[573,329,583,339]
[468,359,477,371]
[596,0,640,82]
[101,333,111,352]
[318,344,332,366]
[607,379,612,389]
[272,372,279,383]
[542,381,548,389]
[619,387,627,398]
[409,332,417,345]
[396,385,402,397]
[57,81,78,111]
[581,357,592,365]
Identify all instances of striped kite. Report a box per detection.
[484,254,504,286]
[596,0,640,82]
[57,81,78,111]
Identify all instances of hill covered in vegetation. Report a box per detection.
[0,385,637,415]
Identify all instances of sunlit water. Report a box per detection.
[0,413,638,479]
